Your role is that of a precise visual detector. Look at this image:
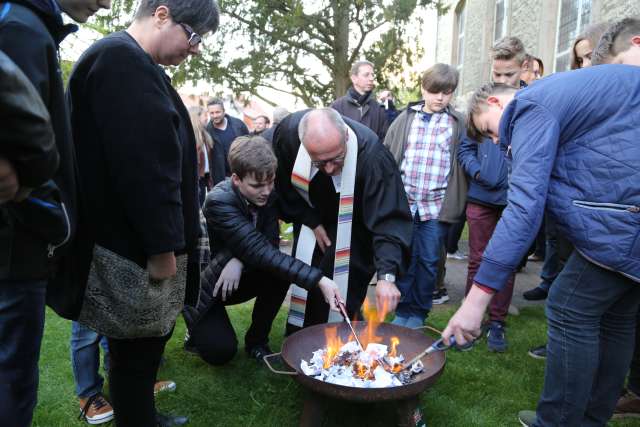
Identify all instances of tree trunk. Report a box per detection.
[331,0,351,101]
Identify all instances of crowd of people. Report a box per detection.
[0,0,639,426]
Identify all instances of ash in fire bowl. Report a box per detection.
[300,338,424,388]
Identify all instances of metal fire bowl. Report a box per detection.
[279,321,445,402]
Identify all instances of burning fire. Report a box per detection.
[300,298,425,387]
[389,336,400,358]
[323,326,344,369]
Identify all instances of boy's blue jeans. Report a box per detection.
[70,321,109,399]
[395,216,449,319]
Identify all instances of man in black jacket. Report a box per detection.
[330,60,389,141]
[0,2,109,426]
[184,136,341,364]
[205,98,249,184]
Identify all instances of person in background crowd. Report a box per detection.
[592,17,640,419]
[377,89,399,124]
[274,108,412,332]
[261,106,289,144]
[252,115,270,135]
[0,1,111,426]
[384,64,467,329]
[444,66,640,426]
[521,54,544,85]
[67,1,219,425]
[331,60,389,141]
[206,98,249,184]
[572,22,611,69]
[490,36,528,88]
[458,131,513,352]
[183,136,342,364]
[188,106,215,206]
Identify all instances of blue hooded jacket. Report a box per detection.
[475,65,640,290]
[457,134,509,207]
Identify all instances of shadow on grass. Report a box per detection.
[35,304,637,426]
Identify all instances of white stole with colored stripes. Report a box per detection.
[286,128,357,327]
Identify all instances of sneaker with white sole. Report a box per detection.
[432,288,450,305]
[446,250,467,260]
[518,410,537,426]
[79,393,114,425]
[154,380,177,395]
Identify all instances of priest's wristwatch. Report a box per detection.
[378,273,396,283]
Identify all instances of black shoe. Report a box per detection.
[157,413,189,427]
[523,286,548,301]
[246,344,273,362]
[183,339,199,356]
[528,344,547,360]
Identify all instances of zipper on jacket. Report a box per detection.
[573,200,640,213]
[47,202,71,258]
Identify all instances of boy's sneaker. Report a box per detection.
[487,321,507,352]
[518,410,537,426]
[79,393,114,425]
[246,344,274,362]
[432,289,450,305]
[446,250,466,260]
[527,344,547,360]
[523,286,548,301]
[613,389,640,418]
[154,380,177,395]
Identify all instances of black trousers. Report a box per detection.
[107,332,171,427]
[190,270,289,366]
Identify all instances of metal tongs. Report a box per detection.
[400,335,474,372]
[337,301,365,352]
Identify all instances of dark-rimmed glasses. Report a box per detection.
[179,23,202,46]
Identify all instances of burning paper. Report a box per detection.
[300,298,424,388]
[300,339,423,388]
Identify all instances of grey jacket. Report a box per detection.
[383,102,468,224]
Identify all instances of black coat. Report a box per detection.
[330,90,389,141]
[273,111,412,315]
[206,115,249,184]
[65,32,200,317]
[0,0,78,280]
[183,180,323,328]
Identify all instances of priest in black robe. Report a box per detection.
[273,108,412,331]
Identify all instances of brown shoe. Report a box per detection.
[613,389,640,418]
[79,393,114,425]
[154,380,177,396]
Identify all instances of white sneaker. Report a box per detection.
[446,250,467,260]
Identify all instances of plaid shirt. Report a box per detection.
[400,105,454,221]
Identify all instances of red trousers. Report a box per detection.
[464,202,516,322]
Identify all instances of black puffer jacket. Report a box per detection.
[183,180,323,328]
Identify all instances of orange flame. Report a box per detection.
[389,336,400,358]
[361,298,384,348]
[323,326,343,369]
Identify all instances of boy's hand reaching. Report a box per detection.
[213,257,244,301]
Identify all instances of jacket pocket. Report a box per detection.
[572,200,640,213]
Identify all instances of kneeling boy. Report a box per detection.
[184,136,342,364]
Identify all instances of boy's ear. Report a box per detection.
[231,173,241,186]
[486,95,501,107]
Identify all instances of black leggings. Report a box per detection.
[189,270,289,365]
[107,332,171,427]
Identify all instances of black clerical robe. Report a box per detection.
[273,110,412,328]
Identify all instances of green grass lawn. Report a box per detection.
[35,303,636,427]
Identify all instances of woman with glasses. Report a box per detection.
[67,1,219,426]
